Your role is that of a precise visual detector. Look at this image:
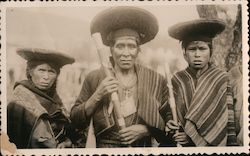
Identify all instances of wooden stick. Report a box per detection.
[163,62,182,147]
[92,33,126,130]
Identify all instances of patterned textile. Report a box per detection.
[71,64,171,147]
[172,66,231,146]
[7,80,71,148]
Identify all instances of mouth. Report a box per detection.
[193,60,203,64]
[40,83,50,87]
[120,60,132,63]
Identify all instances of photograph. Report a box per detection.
[0,1,248,155]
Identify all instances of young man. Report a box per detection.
[166,19,237,146]
[70,7,172,147]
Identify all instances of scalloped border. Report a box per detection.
[0,0,248,155]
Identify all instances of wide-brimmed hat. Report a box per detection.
[168,19,226,41]
[90,6,159,46]
[17,48,75,68]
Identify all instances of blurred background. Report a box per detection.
[6,5,241,111]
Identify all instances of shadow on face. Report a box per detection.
[111,37,140,71]
[29,63,58,91]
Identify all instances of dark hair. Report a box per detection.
[26,60,60,80]
[26,60,60,94]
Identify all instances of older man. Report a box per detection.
[70,7,172,147]
[165,19,238,146]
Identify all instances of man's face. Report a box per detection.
[111,37,139,71]
[30,63,57,90]
[184,41,211,70]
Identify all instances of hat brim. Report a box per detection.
[168,19,226,41]
[90,6,159,46]
[17,48,75,68]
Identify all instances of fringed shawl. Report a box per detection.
[172,66,230,146]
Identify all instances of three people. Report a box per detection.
[70,7,172,147]
[7,48,75,148]
[7,7,242,148]
[166,19,238,146]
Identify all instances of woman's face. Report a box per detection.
[30,63,58,91]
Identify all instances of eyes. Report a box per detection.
[115,43,137,51]
[186,46,209,52]
[38,68,57,74]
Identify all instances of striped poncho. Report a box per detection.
[172,65,236,146]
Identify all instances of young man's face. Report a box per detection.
[184,41,211,70]
[111,37,139,71]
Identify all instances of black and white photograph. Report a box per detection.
[0,1,248,155]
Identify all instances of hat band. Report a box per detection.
[181,36,212,49]
[183,35,212,43]
[107,28,140,45]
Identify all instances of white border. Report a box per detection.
[0,0,249,155]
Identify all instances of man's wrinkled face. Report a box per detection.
[30,63,57,90]
[111,37,139,71]
[184,41,211,70]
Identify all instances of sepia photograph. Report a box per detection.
[0,1,248,155]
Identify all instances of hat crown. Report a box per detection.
[168,19,226,41]
[17,48,75,68]
[90,6,159,46]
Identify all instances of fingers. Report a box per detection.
[121,137,136,145]
[97,77,119,97]
[177,141,189,145]
[57,143,65,148]
[173,132,188,144]
[118,125,148,145]
[103,77,119,85]
[119,130,133,139]
[166,120,179,130]
[165,126,171,133]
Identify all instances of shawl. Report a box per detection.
[7,80,70,148]
[72,64,170,136]
[172,66,230,146]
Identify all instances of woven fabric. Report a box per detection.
[172,66,231,146]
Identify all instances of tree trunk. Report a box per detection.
[196,5,241,71]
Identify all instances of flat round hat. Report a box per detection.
[90,6,159,46]
[168,19,226,41]
[17,48,75,68]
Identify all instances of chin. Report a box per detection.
[37,86,50,91]
[120,65,133,70]
[193,65,206,70]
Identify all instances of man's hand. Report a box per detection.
[165,120,179,133]
[165,120,189,145]
[57,139,72,148]
[119,124,149,145]
[173,132,189,145]
[95,76,119,99]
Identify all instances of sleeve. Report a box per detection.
[29,118,57,148]
[70,73,95,129]
[159,76,173,122]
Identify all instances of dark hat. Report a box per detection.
[90,6,159,46]
[17,48,75,68]
[168,19,226,41]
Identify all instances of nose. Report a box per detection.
[43,72,49,80]
[122,47,130,56]
[194,50,201,58]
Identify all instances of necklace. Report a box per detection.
[116,73,137,99]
